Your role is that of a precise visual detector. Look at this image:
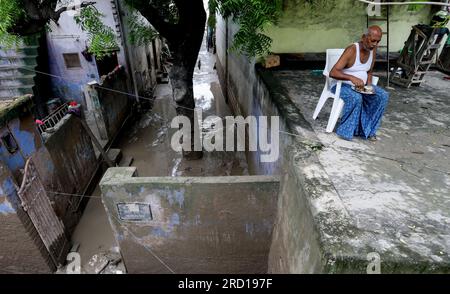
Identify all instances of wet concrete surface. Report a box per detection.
[273,69,450,262]
[116,36,249,177]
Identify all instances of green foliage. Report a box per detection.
[408,0,426,12]
[0,0,25,47]
[127,13,159,46]
[208,0,218,28]
[214,0,283,57]
[74,6,119,59]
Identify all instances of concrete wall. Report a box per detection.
[100,168,280,274]
[0,95,91,234]
[96,66,131,141]
[46,0,127,106]
[266,0,448,53]
[43,114,97,231]
[0,95,104,272]
[0,96,57,186]
[0,161,54,273]
[46,1,106,106]
[84,65,131,143]
[46,0,162,107]
[216,45,337,271]
[216,18,286,176]
[116,0,162,95]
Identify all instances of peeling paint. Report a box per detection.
[0,199,15,214]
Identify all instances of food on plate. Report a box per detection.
[365,85,374,93]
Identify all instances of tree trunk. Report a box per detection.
[167,1,206,160]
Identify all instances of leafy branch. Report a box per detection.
[0,0,25,47]
[214,0,283,57]
[74,6,119,59]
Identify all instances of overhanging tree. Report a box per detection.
[0,0,282,159]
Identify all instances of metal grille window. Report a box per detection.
[63,53,82,69]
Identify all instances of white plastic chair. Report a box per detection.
[312,49,379,133]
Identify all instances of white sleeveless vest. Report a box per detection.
[342,42,373,86]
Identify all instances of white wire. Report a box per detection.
[22,66,319,143]
[356,0,450,6]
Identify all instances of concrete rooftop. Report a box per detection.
[273,70,450,270]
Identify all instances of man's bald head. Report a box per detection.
[361,25,382,51]
[365,25,383,38]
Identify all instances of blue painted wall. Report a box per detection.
[0,118,39,177]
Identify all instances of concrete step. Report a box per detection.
[107,148,122,164]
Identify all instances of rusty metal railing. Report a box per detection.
[37,102,69,134]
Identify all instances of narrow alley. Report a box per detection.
[69,27,249,274]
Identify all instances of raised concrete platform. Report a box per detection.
[100,168,280,274]
[265,69,449,273]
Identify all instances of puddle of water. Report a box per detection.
[171,157,183,177]
[116,27,249,178]
[194,83,215,111]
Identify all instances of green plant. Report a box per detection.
[0,0,25,47]
[214,0,283,57]
[127,12,159,45]
[74,6,118,59]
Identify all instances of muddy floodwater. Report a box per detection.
[116,37,249,177]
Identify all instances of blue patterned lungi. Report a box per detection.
[332,84,389,140]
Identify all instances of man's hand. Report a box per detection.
[330,45,368,87]
[350,77,365,87]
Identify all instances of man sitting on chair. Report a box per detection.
[330,25,389,141]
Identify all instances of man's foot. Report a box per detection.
[368,135,378,142]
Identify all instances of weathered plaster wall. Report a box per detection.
[46,0,127,106]
[0,161,54,273]
[0,97,58,197]
[100,168,280,274]
[0,96,82,235]
[216,16,228,95]
[216,53,336,272]
[96,67,131,140]
[46,0,162,107]
[0,95,104,272]
[117,0,162,94]
[43,114,97,231]
[216,19,283,176]
[266,0,443,53]
[0,117,42,180]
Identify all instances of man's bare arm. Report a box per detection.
[367,47,377,85]
[330,45,365,87]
